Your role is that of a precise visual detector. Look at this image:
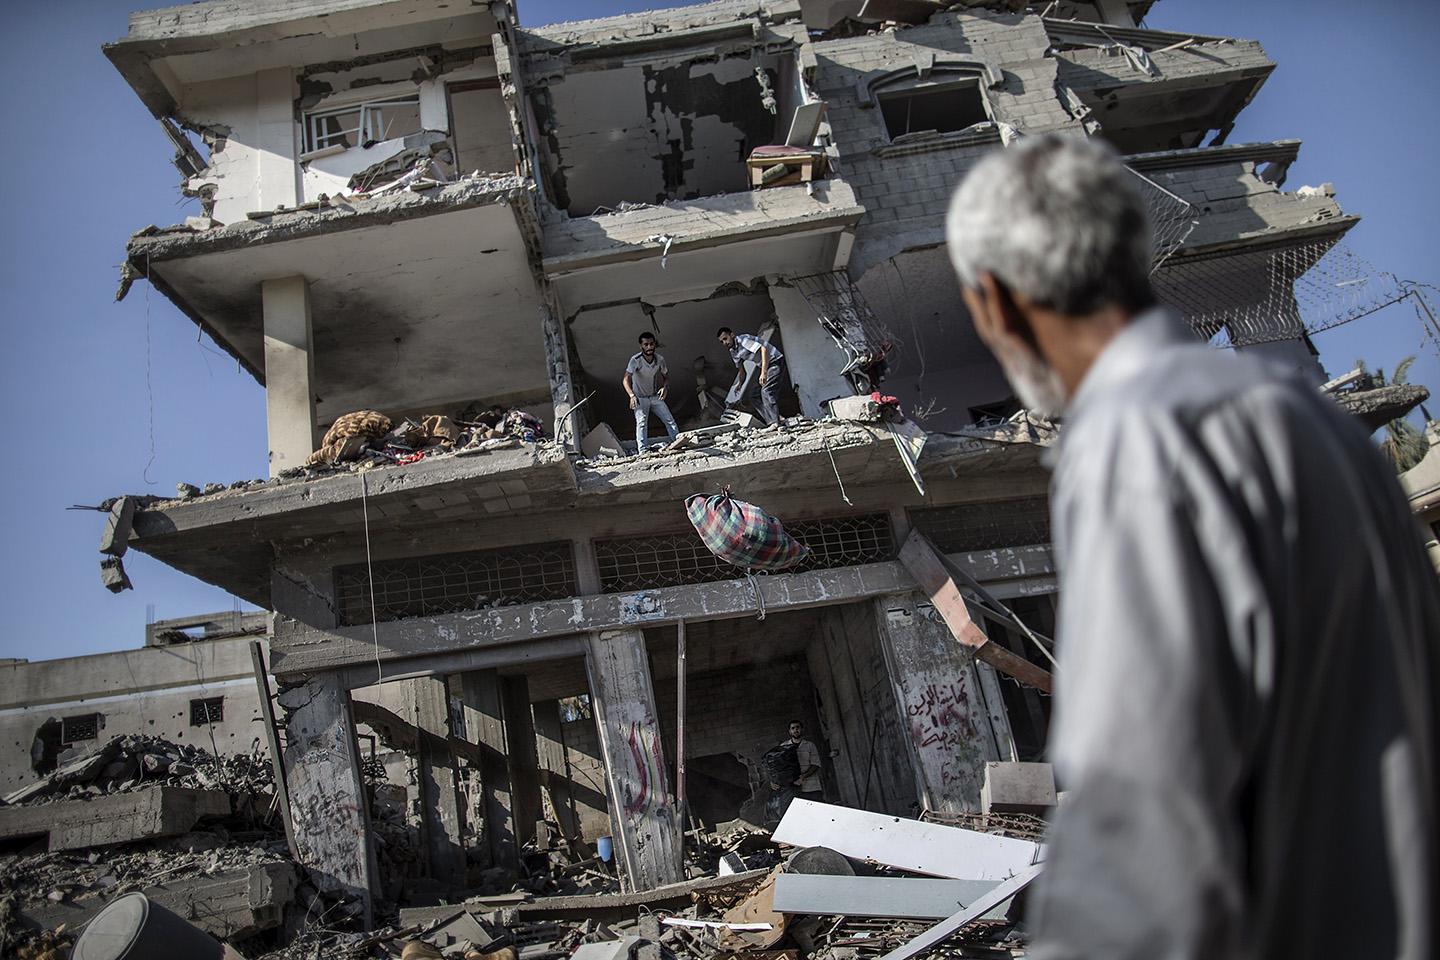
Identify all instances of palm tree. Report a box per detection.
[1357,356,1430,473]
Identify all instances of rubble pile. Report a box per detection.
[2,734,273,805]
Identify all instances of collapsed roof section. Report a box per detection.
[104,0,503,118]
[1046,19,1275,153]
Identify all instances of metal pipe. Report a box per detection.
[676,619,688,835]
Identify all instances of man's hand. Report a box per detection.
[658,386,667,400]
[628,395,638,410]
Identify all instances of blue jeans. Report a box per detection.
[753,362,784,426]
[634,396,679,450]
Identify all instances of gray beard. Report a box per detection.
[995,338,1068,418]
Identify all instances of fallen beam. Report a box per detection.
[771,800,1040,881]
[876,864,1043,960]
[23,861,296,942]
[398,868,771,926]
[273,545,1057,679]
[898,531,1053,693]
[772,874,1009,921]
[0,787,232,852]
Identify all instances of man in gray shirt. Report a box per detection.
[624,331,680,451]
[947,135,1437,958]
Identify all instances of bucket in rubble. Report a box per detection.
[71,892,227,960]
[597,835,614,862]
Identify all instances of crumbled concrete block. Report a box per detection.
[827,395,881,422]
[981,761,1056,814]
[99,496,136,558]
[0,786,232,852]
[100,556,132,593]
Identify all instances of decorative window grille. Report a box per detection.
[190,697,224,726]
[304,95,422,153]
[335,542,576,626]
[61,714,99,743]
[595,513,894,593]
[908,498,1051,554]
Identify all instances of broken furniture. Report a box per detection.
[747,147,828,189]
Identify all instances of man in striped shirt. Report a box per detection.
[717,327,785,426]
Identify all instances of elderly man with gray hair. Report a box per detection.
[947,134,1438,959]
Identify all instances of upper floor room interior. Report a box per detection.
[106,0,1256,228]
[106,0,1325,470]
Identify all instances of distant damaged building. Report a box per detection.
[98,0,1387,924]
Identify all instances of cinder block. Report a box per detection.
[981,761,1056,815]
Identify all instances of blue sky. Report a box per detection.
[0,0,1434,663]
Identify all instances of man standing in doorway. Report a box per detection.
[623,331,680,451]
[946,135,1438,960]
[717,327,785,426]
[784,720,823,803]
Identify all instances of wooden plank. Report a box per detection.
[772,874,1008,921]
[413,677,467,886]
[584,629,683,891]
[250,640,298,860]
[804,627,861,808]
[271,547,1058,677]
[277,673,375,926]
[771,799,1039,881]
[897,532,1053,694]
[876,864,1043,960]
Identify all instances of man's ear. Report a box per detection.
[975,272,1039,353]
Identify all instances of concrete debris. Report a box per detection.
[2,734,274,806]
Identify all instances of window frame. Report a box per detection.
[876,77,992,142]
[61,713,100,744]
[189,696,225,727]
[304,94,423,153]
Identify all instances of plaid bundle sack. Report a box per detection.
[685,490,810,572]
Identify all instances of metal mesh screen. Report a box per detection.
[335,542,576,626]
[1157,238,1440,352]
[62,714,99,743]
[791,273,896,392]
[190,697,224,726]
[909,498,1051,553]
[595,513,895,593]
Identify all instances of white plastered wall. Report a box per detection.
[178,69,299,224]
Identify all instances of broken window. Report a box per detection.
[61,714,99,744]
[305,95,422,152]
[879,81,989,139]
[190,697,224,726]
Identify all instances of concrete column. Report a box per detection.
[541,301,579,452]
[458,670,517,872]
[277,672,375,925]
[262,275,318,476]
[584,629,683,891]
[255,67,299,211]
[502,677,543,846]
[875,593,1008,813]
[533,700,580,840]
[412,677,467,887]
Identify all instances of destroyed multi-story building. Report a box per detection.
[95,0,1384,925]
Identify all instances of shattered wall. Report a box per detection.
[174,71,299,225]
[527,46,798,216]
[812,11,1078,277]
